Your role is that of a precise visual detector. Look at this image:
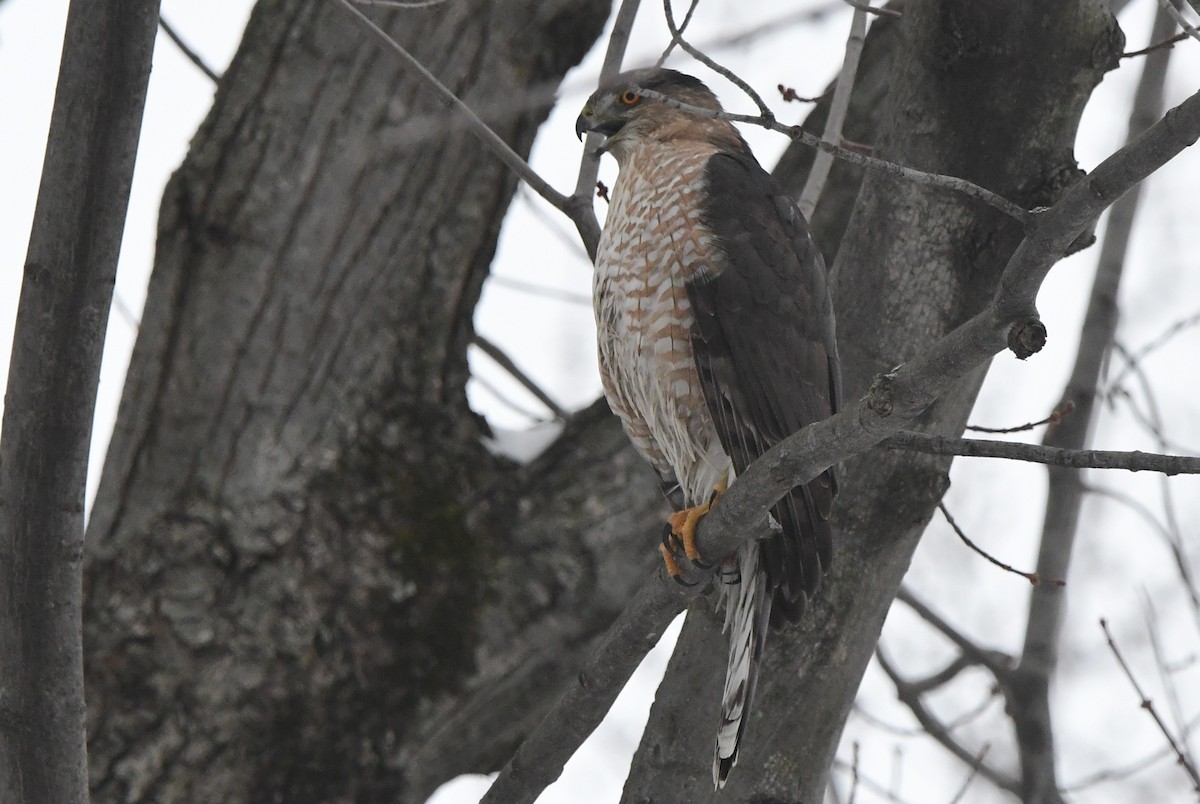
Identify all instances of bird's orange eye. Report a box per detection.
[619,90,641,106]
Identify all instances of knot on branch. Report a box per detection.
[867,368,900,417]
[1007,317,1047,360]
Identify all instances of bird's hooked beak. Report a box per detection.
[575,103,626,142]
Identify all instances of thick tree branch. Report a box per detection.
[0,1,160,800]
[881,430,1200,475]
[483,81,1200,804]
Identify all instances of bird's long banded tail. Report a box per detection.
[713,539,772,788]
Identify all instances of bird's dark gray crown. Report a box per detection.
[597,67,716,102]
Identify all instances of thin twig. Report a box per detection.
[939,502,1050,585]
[657,0,700,65]
[661,0,774,120]
[158,16,221,83]
[353,0,451,7]
[514,186,592,262]
[848,741,861,804]
[1159,0,1200,44]
[471,334,570,421]
[799,5,868,218]
[966,400,1074,434]
[1104,308,1200,395]
[947,744,991,804]
[487,274,591,307]
[470,373,552,424]
[633,88,1032,222]
[1143,592,1199,770]
[855,691,999,738]
[881,430,1200,475]
[1061,712,1200,791]
[1107,343,1200,635]
[895,588,1012,678]
[876,647,1017,793]
[779,85,828,104]
[1124,31,1190,57]
[1099,618,1200,792]
[832,756,915,804]
[842,0,903,19]
[333,0,572,213]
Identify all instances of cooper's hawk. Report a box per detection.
[576,68,841,787]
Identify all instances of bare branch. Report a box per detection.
[471,334,570,421]
[1084,483,1200,629]
[1100,618,1200,792]
[656,0,699,64]
[965,400,1074,434]
[353,0,452,7]
[855,690,1000,737]
[938,502,1049,586]
[876,648,1017,792]
[1124,31,1191,57]
[1143,593,1199,770]
[487,274,592,307]
[831,757,915,804]
[158,16,221,83]
[1159,0,1200,44]
[849,741,861,804]
[1061,711,1200,791]
[333,0,574,218]
[634,88,1033,222]
[799,6,868,219]
[1105,308,1200,395]
[470,373,554,424]
[661,0,774,120]
[571,0,641,260]
[947,744,991,804]
[895,588,1013,678]
[483,85,1200,804]
[881,430,1200,475]
[842,0,903,18]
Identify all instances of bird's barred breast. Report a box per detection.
[593,141,731,503]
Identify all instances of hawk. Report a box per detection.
[576,68,841,787]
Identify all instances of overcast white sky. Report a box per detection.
[2,1,1200,802]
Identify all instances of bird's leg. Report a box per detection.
[665,479,728,568]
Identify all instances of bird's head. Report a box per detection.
[575,68,737,163]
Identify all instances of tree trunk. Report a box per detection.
[1,1,160,801]
[81,1,615,800]
[622,2,1123,801]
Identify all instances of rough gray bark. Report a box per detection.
[0,2,160,802]
[81,1,614,801]
[622,2,1123,801]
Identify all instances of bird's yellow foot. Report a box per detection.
[660,483,726,579]
[667,501,713,564]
